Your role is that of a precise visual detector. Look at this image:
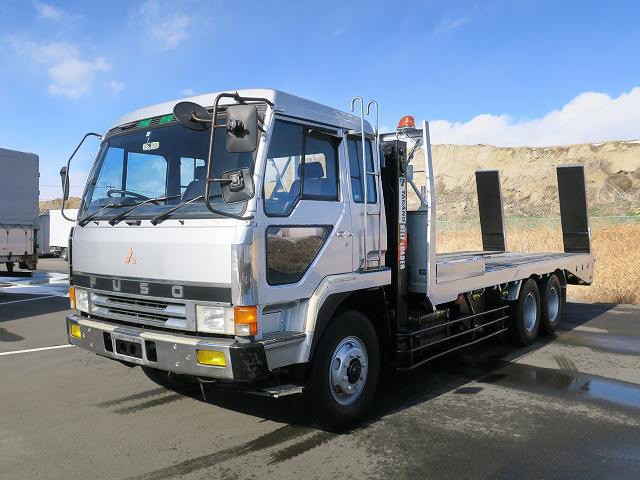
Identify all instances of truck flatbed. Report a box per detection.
[427,250,594,304]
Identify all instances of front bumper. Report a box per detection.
[66,315,270,381]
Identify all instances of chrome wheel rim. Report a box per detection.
[548,285,560,324]
[523,292,538,333]
[329,336,368,406]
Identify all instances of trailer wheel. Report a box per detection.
[540,274,564,334]
[510,278,540,346]
[305,310,380,431]
[5,262,14,273]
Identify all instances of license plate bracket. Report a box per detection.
[111,332,144,364]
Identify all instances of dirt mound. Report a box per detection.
[39,197,81,213]
[409,140,640,219]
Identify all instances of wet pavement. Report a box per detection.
[0,259,639,479]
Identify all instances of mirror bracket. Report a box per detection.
[61,132,103,222]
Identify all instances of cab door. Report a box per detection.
[346,136,384,271]
[258,119,352,307]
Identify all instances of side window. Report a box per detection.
[347,138,377,203]
[264,120,340,216]
[266,226,331,285]
[126,152,167,198]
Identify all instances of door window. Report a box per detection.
[264,120,340,216]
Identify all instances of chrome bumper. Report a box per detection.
[66,315,271,381]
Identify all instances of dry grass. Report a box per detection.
[436,223,640,305]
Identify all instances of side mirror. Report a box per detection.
[60,166,70,201]
[220,168,254,203]
[173,101,211,131]
[226,105,258,153]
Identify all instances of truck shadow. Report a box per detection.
[0,295,71,323]
[149,301,620,430]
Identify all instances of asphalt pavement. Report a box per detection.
[1,258,639,479]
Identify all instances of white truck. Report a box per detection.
[61,90,594,429]
[0,147,39,273]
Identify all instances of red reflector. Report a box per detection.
[397,115,415,129]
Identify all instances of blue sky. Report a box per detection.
[1,0,639,198]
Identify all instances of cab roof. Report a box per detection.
[111,88,374,134]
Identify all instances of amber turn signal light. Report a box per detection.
[234,306,257,336]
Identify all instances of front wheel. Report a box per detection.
[304,310,380,431]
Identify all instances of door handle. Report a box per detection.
[336,231,353,238]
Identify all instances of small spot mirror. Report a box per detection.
[220,168,255,203]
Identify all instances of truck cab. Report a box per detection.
[64,89,593,430]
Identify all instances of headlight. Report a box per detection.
[75,288,89,313]
[196,305,232,334]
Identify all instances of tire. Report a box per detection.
[304,310,380,431]
[61,248,68,261]
[540,274,564,335]
[141,366,195,389]
[509,278,541,346]
[5,262,14,273]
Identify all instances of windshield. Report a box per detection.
[80,122,255,220]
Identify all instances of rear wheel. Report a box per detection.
[304,310,380,431]
[540,274,564,334]
[60,248,68,261]
[509,278,541,346]
[5,262,14,273]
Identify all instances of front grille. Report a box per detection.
[90,291,190,330]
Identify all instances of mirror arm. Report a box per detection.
[203,92,257,220]
[61,132,103,222]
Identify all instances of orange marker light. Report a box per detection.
[397,115,415,129]
[234,306,258,336]
[69,286,76,310]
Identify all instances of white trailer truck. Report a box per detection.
[62,90,593,429]
[0,147,39,273]
[48,208,77,259]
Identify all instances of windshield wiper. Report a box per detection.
[78,201,134,227]
[150,194,224,225]
[109,194,181,225]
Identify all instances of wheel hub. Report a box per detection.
[329,336,368,406]
[347,359,362,384]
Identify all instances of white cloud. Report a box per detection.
[180,88,195,96]
[138,0,191,50]
[33,1,79,22]
[10,39,111,99]
[430,87,640,146]
[433,16,471,35]
[106,80,125,95]
[329,28,346,38]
